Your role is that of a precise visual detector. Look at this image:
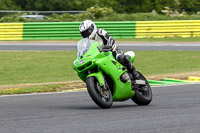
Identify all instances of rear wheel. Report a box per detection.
[132,71,152,105]
[86,76,113,109]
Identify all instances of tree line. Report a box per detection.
[0,0,200,13]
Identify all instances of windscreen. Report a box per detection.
[77,38,94,58]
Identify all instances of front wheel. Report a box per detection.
[132,71,152,105]
[86,76,113,109]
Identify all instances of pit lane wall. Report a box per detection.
[1,20,200,40]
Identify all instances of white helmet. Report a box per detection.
[79,20,98,39]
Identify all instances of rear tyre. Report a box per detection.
[132,71,152,105]
[86,76,113,109]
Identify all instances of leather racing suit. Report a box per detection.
[93,29,139,79]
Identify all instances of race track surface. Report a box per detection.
[0,42,200,51]
[0,84,200,133]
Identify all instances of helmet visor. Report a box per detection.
[80,24,94,38]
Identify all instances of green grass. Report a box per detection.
[134,51,200,76]
[0,51,200,86]
[0,51,78,85]
[0,84,59,95]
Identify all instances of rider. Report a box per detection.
[79,20,140,79]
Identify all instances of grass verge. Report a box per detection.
[0,81,85,95]
[1,72,200,95]
[0,51,200,95]
[1,51,200,85]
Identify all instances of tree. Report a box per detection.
[179,0,200,12]
[115,0,154,13]
[153,0,175,13]
[2,0,200,13]
[0,0,20,10]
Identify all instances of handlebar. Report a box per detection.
[98,45,113,52]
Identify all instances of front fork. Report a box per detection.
[86,69,107,90]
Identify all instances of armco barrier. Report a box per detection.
[1,20,200,40]
[0,23,23,40]
[23,21,136,40]
[135,20,200,38]
[23,22,81,40]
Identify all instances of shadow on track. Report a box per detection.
[55,103,140,110]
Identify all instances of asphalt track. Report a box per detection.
[0,42,200,51]
[0,84,200,133]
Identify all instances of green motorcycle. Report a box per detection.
[73,38,152,108]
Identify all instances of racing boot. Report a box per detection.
[131,68,140,80]
[124,55,146,85]
[129,67,146,85]
[117,54,141,80]
[123,55,140,79]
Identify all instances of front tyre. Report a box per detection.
[132,71,152,105]
[86,76,113,109]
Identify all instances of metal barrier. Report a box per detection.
[135,20,200,38]
[0,20,200,40]
[23,21,136,40]
[23,22,81,40]
[0,10,86,14]
[0,23,23,40]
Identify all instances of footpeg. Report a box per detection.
[134,80,146,85]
